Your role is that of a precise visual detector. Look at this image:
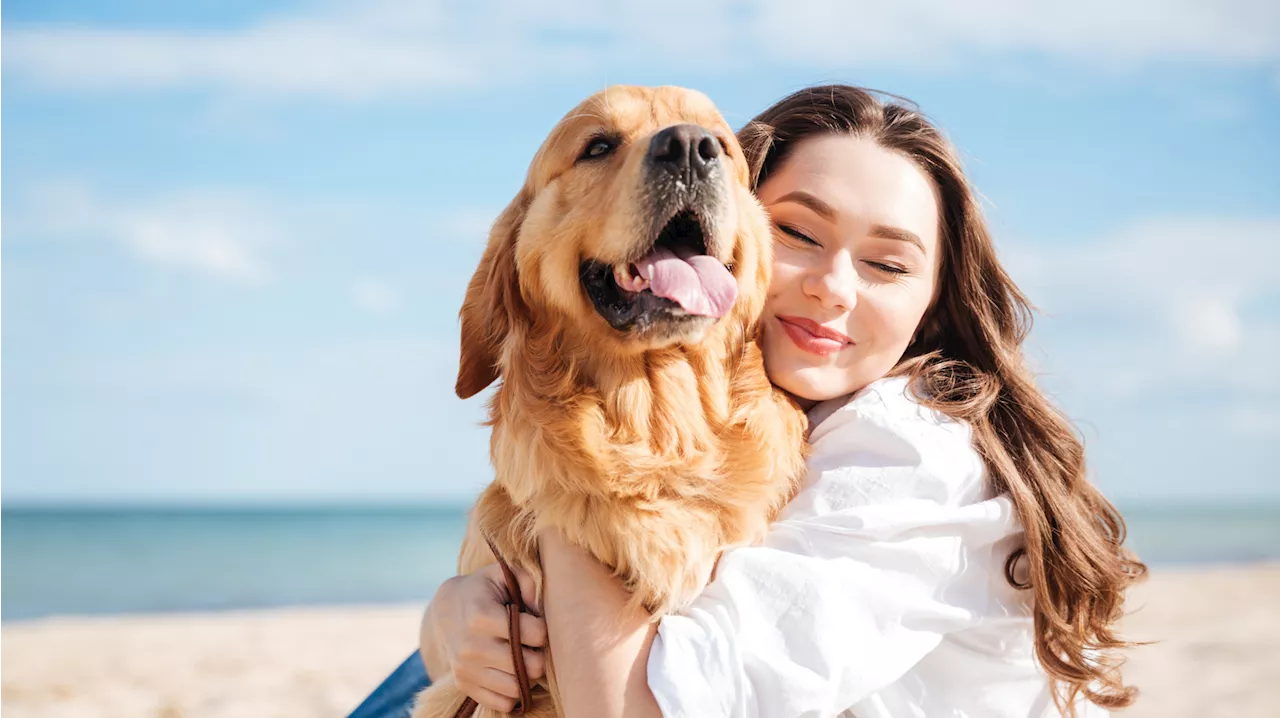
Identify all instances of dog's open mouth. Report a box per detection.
[581,211,737,332]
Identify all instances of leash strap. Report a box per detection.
[452,536,535,717]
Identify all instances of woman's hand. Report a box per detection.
[420,563,548,712]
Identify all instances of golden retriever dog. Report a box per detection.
[413,85,807,718]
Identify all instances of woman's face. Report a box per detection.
[758,133,943,408]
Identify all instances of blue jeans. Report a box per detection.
[348,651,431,718]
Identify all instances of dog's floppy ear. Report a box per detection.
[456,189,531,399]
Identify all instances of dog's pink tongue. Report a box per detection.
[636,247,737,318]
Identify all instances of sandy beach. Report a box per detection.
[4,563,1277,718]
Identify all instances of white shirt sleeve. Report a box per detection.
[646,377,1025,718]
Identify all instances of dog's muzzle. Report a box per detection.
[580,124,737,337]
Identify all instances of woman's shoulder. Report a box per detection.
[800,375,987,509]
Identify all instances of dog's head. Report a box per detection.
[456,85,771,399]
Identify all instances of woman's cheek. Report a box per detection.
[763,275,799,316]
[769,252,806,285]
[873,291,929,352]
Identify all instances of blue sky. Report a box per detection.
[3,0,1278,505]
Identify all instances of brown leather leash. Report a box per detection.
[452,536,535,717]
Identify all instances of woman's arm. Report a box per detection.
[539,381,1016,718]
[538,502,1008,718]
[539,530,663,718]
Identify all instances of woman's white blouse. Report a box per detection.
[646,376,1100,717]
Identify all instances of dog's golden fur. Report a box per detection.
[413,86,807,718]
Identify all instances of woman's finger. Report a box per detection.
[518,611,548,648]
[456,635,511,676]
[469,636,525,673]
[460,684,518,714]
[493,643,547,682]
[522,647,547,681]
[471,665,524,699]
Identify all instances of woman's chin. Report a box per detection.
[772,365,860,408]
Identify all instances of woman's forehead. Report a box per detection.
[764,134,940,246]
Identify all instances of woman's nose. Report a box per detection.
[803,253,858,311]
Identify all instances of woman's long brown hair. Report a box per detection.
[739,85,1147,714]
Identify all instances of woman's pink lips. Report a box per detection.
[777,315,853,357]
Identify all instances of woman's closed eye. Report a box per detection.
[776,223,821,246]
[863,260,908,275]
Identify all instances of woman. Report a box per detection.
[353,85,1144,718]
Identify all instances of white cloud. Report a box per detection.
[1007,216,1280,398]
[351,278,401,314]
[0,1,582,100]
[13,182,277,284]
[120,206,272,284]
[1177,294,1244,356]
[1009,217,1279,341]
[758,0,1280,68]
[2,22,478,100]
[3,0,1277,100]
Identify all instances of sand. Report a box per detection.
[1117,563,1280,717]
[3,564,1277,717]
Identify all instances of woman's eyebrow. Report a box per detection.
[870,225,926,253]
[773,190,836,220]
[774,190,926,252]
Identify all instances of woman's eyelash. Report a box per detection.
[865,261,907,275]
[774,223,907,274]
[777,224,819,245]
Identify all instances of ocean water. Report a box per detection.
[1,506,468,622]
[2,504,1277,622]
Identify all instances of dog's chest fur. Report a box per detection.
[474,323,806,616]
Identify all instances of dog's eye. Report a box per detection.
[580,137,616,161]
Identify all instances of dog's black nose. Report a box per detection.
[649,124,721,181]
